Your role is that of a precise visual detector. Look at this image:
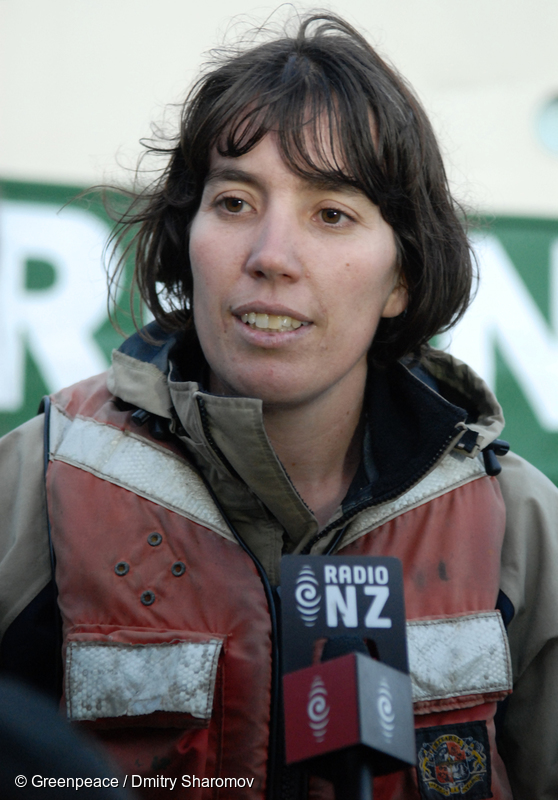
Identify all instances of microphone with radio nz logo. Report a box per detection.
[281,555,415,800]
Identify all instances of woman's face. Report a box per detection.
[188,133,407,410]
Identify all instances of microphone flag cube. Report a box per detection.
[281,555,416,775]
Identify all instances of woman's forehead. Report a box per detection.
[206,131,368,202]
[213,107,375,190]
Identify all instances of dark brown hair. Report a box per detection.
[109,12,474,365]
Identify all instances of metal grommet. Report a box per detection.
[147,532,163,547]
[171,561,186,577]
[114,561,129,576]
[141,590,156,606]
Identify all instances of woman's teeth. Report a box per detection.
[240,312,308,331]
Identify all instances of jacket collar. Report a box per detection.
[107,324,504,575]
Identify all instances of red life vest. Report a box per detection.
[47,376,512,799]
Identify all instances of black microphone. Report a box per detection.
[321,634,369,661]
[280,556,416,799]
[320,635,377,800]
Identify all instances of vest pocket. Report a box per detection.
[407,611,512,715]
[63,626,224,730]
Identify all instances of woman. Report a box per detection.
[1,12,557,800]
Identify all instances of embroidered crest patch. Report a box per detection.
[415,722,492,799]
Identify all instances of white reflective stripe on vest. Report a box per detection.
[66,639,223,721]
[49,404,232,541]
[50,405,485,548]
[344,451,486,545]
[407,611,512,703]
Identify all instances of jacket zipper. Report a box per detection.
[301,423,467,555]
[196,398,282,799]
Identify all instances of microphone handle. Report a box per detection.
[332,747,373,800]
[357,762,373,800]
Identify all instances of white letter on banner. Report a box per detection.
[0,201,110,410]
[443,233,558,431]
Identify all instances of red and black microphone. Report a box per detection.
[280,556,416,799]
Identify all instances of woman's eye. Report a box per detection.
[320,208,345,224]
[222,197,246,213]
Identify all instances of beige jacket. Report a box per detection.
[0,343,557,799]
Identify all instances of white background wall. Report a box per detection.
[1,0,558,482]
[1,0,558,216]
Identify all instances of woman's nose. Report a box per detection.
[244,211,303,282]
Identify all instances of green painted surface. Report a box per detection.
[1,180,557,487]
[480,217,558,485]
[0,179,137,434]
[25,259,57,291]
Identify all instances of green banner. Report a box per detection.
[438,217,558,486]
[1,181,557,486]
[0,180,137,433]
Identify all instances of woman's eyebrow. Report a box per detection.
[304,176,361,195]
[205,167,259,187]
[205,166,361,196]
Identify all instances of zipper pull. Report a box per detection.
[454,428,481,458]
[482,439,510,476]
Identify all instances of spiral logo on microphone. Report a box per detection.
[307,675,330,742]
[377,677,396,741]
[295,565,322,626]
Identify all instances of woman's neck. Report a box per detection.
[262,387,365,529]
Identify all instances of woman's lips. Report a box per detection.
[239,312,310,332]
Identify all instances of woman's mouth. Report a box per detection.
[239,312,311,332]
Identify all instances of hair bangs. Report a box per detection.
[213,63,387,208]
